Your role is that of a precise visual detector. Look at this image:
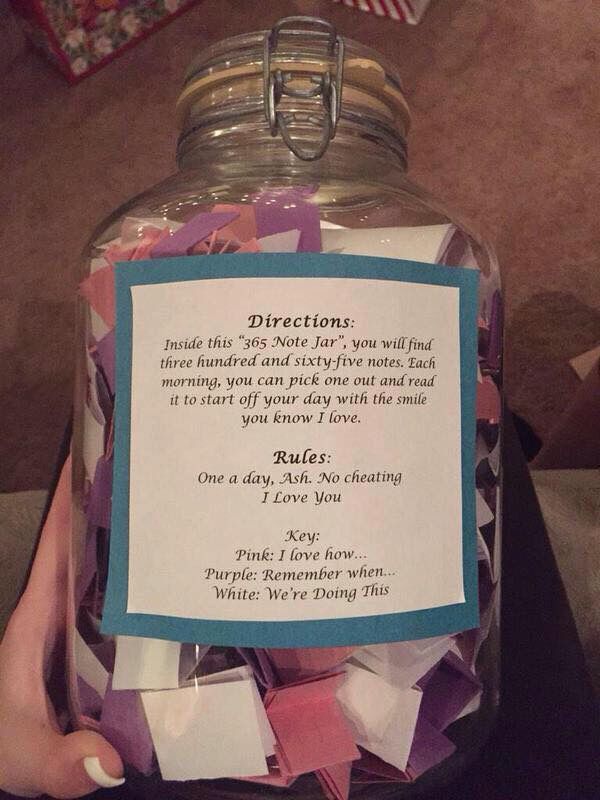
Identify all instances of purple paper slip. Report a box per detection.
[94,369,113,422]
[419,652,481,732]
[95,330,115,395]
[100,677,155,775]
[86,457,113,530]
[75,525,98,607]
[150,211,239,258]
[255,189,321,253]
[353,748,409,783]
[487,291,503,370]
[407,718,456,778]
[238,647,278,688]
[90,638,117,673]
[77,675,103,718]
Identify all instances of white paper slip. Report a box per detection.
[475,433,489,468]
[488,436,500,476]
[488,443,500,477]
[569,344,600,380]
[95,235,121,252]
[357,683,423,772]
[90,256,109,274]
[86,351,105,425]
[320,220,345,230]
[141,680,269,780]
[476,531,492,571]
[453,690,482,722]
[179,643,211,681]
[476,489,494,528]
[352,636,451,690]
[112,636,181,690]
[120,216,183,243]
[411,635,452,655]
[191,665,252,686]
[321,224,452,264]
[74,631,109,698]
[257,229,302,253]
[89,306,111,341]
[188,666,275,757]
[493,490,502,583]
[82,404,105,481]
[337,663,405,742]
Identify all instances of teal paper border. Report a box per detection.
[101,253,479,646]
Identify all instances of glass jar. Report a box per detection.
[71,16,502,799]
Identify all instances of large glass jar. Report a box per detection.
[71,17,502,800]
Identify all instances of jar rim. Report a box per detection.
[176,21,410,166]
[183,29,404,93]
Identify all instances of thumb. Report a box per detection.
[41,729,124,799]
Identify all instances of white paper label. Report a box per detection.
[124,275,464,625]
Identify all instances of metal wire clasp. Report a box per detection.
[263,16,345,161]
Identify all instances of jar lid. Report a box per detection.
[176,21,410,150]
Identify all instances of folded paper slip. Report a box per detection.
[265,673,360,775]
[141,680,269,780]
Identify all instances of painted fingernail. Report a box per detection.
[82,756,125,788]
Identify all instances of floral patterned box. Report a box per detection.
[10,0,200,83]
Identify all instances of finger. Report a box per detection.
[40,730,124,800]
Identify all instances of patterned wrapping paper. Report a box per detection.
[332,0,432,24]
[10,0,199,83]
[71,193,502,792]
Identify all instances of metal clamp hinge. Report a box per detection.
[263,16,345,161]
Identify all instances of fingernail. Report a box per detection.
[82,756,125,788]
